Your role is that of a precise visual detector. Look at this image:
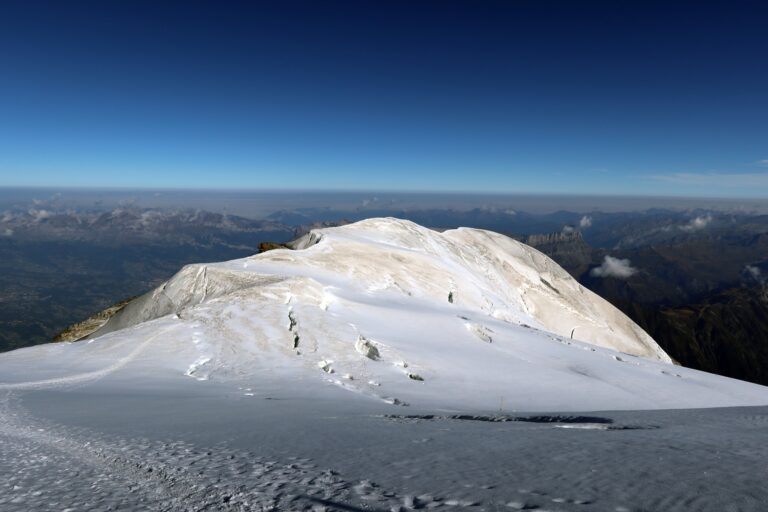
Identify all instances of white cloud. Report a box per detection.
[590,256,637,279]
[680,214,712,231]
[27,209,52,222]
[2,228,12,237]
[579,215,592,228]
[139,210,162,227]
[745,265,763,281]
[561,225,576,234]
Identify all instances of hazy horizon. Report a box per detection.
[2,186,768,218]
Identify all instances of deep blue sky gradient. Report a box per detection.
[0,1,766,196]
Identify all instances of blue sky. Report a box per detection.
[0,1,766,196]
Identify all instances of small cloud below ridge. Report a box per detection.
[27,209,53,222]
[591,256,637,279]
[744,265,764,283]
[680,214,713,232]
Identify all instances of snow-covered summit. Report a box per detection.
[95,217,667,360]
[3,217,767,411]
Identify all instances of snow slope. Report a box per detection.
[3,217,768,512]
[2,217,767,411]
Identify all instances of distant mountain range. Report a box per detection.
[0,208,295,351]
[1,207,293,245]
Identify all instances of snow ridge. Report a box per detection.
[2,217,767,411]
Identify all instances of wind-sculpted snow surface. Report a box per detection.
[2,218,768,511]
[1,217,756,412]
[94,217,668,358]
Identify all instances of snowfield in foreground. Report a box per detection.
[2,218,768,511]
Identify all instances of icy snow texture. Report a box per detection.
[2,217,767,411]
[95,217,667,359]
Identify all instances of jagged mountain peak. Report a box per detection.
[524,230,585,245]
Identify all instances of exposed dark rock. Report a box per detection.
[52,297,136,342]
[522,231,593,277]
[618,286,768,386]
[258,242,291,253]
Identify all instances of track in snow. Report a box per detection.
[0,331,436,511]
[0,329,167,391]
